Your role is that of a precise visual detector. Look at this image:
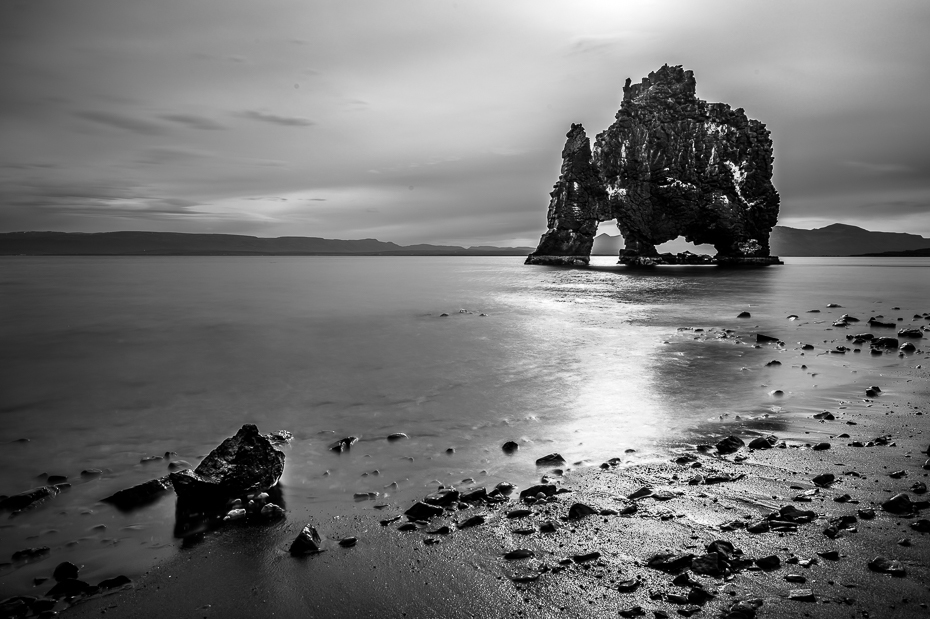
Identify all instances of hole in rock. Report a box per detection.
[655,237,713,255]
[591,219,624,255]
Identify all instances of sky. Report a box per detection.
[1,0,929,247]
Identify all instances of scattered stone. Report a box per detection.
[647,553,695,573]
[0,486,61,513]
[519,484,557,501]
[539,520,561,533]
[427,525,451,535]
[912,481,928,494]
[506,509,533,519]
[868,556,905,576]
[788,589,815,601]
[501,441,519,454]
[535,453,566,467]
[568,502,598,520]
[785,574,806,583]
[811,442,831,451]
[765,360,781,367]
[458,514,486,529]
[817,550,839,561]
[386,433,408,441]
[748,436,776,449]
[379,516,401,526]
[572,551,601,563]
[503,549,534,560]
[737,311,751,318]
[812,473,835,487]
[101,476,174,511]
[223,508,246,521]
[716,436,744,454]
[813,412,835,420]
[289,525,323,555]
[755,555,781,570]
[170,424,285,501]
[260,503,285,519]
[404,501,444,521]
[910,519,930,533]
[618,606,645,618]
[881,493,916,514]
[616,578,640,592]
[756,334,780,343]
[338,537,357,547]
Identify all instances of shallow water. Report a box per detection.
[1,255,928,596]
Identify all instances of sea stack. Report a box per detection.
[527,64,781,266]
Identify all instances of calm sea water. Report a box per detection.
[1,256,928,595]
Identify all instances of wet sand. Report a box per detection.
[56,321,930,618]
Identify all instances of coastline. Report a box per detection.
[58,331,930,617]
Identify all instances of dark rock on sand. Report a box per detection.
[756,334,780,343]
[289,525,323,555]
[910,519,930,533]
[424,489,460,506]
[647,553,695,573]
[871,336,899,348]
[898,328,922,338]
[457,514,486,528]
[47,579,96,598]
[0,486,60,513]
[503,549,534,560]
[459,488,488,503]
[507,509,533,519]
[80,469,103,477]
[52,561,78,582]
[748,436,776,449]
[102,475,173,511]
[338,537,358,547]
[519,484,557,501]
[386,433,408,441]
[716,436,745,454]
[567,502,597,520]
[98,575,132,589]
[755,555,781,570]
[813,412,835,420]
[170,424,285,501]
[812,473,835,487]
[404,501,443,521]
[737,312,751,318]
[398,523,418,532]
[868,556,905,576]
[535,453,566,467]
[765,360,781,367]
[882,493,916,514]
[501,441,519,454]
[812,442,831,451]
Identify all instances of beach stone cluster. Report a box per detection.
[527,64,780,266]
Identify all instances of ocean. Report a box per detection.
[1,255,928,596]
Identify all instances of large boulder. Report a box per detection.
[169,424,285,502]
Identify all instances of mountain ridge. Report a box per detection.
[1,225,928,257]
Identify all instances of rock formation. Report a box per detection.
[169,424,285,502]
[527,65,781,266]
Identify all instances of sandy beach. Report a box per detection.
[46,302,930,619]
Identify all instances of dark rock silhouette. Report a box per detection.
[527,65,781,266]
[169,424,285,502]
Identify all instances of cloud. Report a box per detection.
[237,110,315,127]
[159,114,227,130]
[136,147,288,168]
[74,111,165,135]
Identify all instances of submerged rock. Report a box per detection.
[535,453,566,467]
[102,476,172,511]
[52,561,78,582]
[169,424,285,502]
[0,485,60,513]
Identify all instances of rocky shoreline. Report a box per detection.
[3,303,928,618]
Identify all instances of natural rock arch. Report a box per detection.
[527,65,781,266]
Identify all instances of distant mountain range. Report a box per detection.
[593,224,930,257]
[1,224,928,256]
[0,231,535,256]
